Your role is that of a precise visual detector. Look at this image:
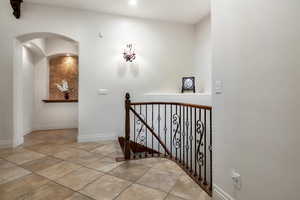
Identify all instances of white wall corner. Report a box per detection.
[213,185,235,200]
[0,140,12,149]
[78,132,117,143]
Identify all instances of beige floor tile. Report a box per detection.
[80,175,131,200]
[152,159,183,175]
[137,168,180,192]
[69,142,105,151]
[37,161,81,180]
[0,158,15,168]
[0,159,31,184]
[25,129,77,144]
[3,149,45,165]
[129,157,165,167]
[95,140,117,146]
[56,167,104,191]
[106,150,124,158]
[0,147,26,157]
[65,193,94,200]
[22,138,44,148]
[67,152,104,166]
[26,181,74,200]
[0,174,50,200]
[1,130,211,200]
[84,157,124,173]
[54,148,91,160]
[165,194,186,200]
[115,184,167,200]
[109,162,150,182]
[26,143,70,155]
[21,156,62,172]
[169,175,210,200]
[91,143,122,155]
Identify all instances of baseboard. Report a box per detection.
[213,185,235,200]
[78,132,117,142]
[0,140,12,149]
[34,125,78,131]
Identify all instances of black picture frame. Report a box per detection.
[182,77,196,93]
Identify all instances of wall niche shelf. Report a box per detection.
[144,93,211,96]
[42,99,78,103]
[141,93,212,106]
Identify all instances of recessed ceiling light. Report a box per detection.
[128,0,137,6]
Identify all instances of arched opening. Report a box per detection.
[13,32,79,147]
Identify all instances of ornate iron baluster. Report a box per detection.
[196,110,205,181]
[181,106,184,164]
[172,113,181,151]
[175,106,178,160]
[133,105,136,158]
[198,109,202,179]
[187,107,190,168]
[135,113,146,146]
[204,110,207,185]
[164,104,167,156]
[194,107,197,176]
[145,104,148,157]
[170,105,173,158]
[209,109,213,191]
[158,104,161,153]
[152,104,154,156]
[190,107,193,171]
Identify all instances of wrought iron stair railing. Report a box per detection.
[118,93,213,196]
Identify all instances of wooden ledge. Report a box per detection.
[42,99,78,103]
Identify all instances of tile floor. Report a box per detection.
[0,129,211,200]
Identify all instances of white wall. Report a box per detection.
[30,38,47,55]
[22,47,35,135]
[212,0,300,199]
[0,2,204,144]
[194,15,211,93]
[46,37,78,56]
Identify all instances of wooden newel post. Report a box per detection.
[124,92,131,159]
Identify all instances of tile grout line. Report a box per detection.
[1,135,206,200]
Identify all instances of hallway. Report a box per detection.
[0,129,210,200]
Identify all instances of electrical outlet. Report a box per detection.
[231,170,242,190]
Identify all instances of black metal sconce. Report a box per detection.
[10,0,23,19]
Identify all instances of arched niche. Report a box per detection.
[13,32,79,147]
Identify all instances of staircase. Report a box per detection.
[117,93,213,196]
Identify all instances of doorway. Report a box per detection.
[13,32,79,147]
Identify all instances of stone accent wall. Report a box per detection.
[49,56,78,100]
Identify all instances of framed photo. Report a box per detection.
[182,77,195,93]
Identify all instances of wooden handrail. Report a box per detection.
[130,102,212,110]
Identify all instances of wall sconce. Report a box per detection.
[123,44,136,62]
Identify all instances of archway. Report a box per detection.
[13,32,79,147]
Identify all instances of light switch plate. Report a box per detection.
[215,80,223,94]
[231,170,242,190]
[98,89,109,95]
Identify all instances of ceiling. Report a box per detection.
[26,0,210,24]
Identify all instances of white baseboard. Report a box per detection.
[34,124,78,131]
[213,185,235,200]
[0,140,12,149]
[78,132,117,142]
